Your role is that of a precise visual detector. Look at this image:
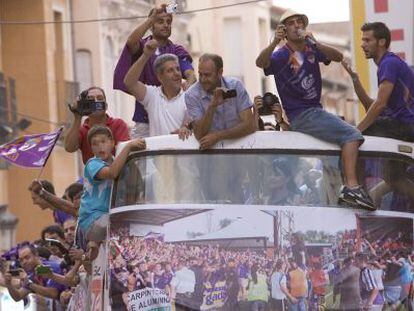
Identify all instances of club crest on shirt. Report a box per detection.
[301,74,315,90]
[307,54,316,64]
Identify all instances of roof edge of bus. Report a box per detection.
[116,131,414,158]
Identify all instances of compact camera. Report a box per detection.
[258,92,280,116]
[165,3,178,14]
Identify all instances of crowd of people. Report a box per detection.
[0,2,413,310]
[108,227,414,311]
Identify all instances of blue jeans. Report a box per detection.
[289,297,307,311]
[290,108,364,146]
[249,300,266,311]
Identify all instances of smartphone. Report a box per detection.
[222,89,237,100]
[35,265,52,275]
[45,238,68,255]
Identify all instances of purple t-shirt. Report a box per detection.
[113,35,193,123]
[53,210,73,226]
[377,52,414,123]
[264,43,330,122]
[28,259,66,294]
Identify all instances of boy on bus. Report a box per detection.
[78,125,146,262]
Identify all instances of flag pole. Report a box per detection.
[36,126,64,180]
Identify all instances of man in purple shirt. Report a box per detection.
[4,245,65,303]
[113,5,196,138]
[342,22,414,142]
[256,9,375,211]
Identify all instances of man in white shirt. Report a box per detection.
[270,259,291,311]
[170,260,196,310]
[124,39,191,139]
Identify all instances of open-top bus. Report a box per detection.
[86,131,413,311]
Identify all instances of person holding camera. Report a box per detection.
[256,9,375,211]
[185,53,255,150]
[3,244,65,303]
[64,86,130,164]
[114,4,196,139]
[253,93,290,131]
[123,40,192,139]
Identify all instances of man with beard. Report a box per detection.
[185,53,255,150]
[342,22,414,142]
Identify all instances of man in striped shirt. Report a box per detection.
[356,253,379,310]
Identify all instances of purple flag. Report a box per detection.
[0,127,63,168]
[143,231,164,242]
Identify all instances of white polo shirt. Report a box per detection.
[142,85,187,137]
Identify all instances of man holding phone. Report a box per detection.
[256,9,375,210]
[185,53,256,149]
[3,245,65,303]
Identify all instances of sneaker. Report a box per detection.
[338,186,376,211]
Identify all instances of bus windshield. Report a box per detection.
[113,152,414,211]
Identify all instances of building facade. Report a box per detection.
[0,0,78,243]
[187,0,275,99]
[0,0,193,245]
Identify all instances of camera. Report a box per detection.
[221,88,237,100]
[258,92,280,116]
[165,3,178,14]
[44,238,74,269]
[60,253,75,270]
[69,99,106,116]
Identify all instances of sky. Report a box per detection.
[161,206,356,241]
[273,0,350,23]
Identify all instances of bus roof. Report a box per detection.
[117,132,414,159]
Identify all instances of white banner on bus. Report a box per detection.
[127,288,171,311]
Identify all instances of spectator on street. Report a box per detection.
[3,245,65,303]
[29,180,82,221]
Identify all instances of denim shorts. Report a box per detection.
[384,286,402,304]
[85,213,109,242]
[290,108,364,146]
